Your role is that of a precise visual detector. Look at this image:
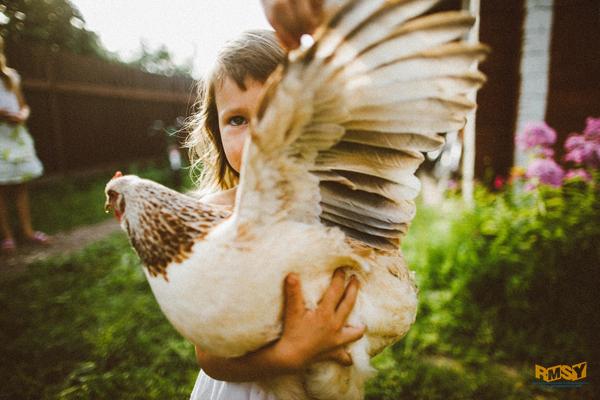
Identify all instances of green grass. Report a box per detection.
[366,349,535,400]
[0,234,198,400]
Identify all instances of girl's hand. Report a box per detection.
[11,107,30,124]
[0,108,13,123]
[274,269,365,370]
[0,107,28,124]
[4,113,24,124]
[260,0,324,50]
[194,269,364,382]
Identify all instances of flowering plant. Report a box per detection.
[511,117,600,189]
[564,117,600,168]
[515,121,557,157]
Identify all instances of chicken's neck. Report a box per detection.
[125,185,232,281]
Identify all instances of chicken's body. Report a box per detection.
[109,175,416,399]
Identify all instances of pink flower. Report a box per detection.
[564,168,592,182]
[516,122,557,151]
[526,158,565,187]
[564,132,600,168]
[564,134,586,151]
[539,147,555,158]
[583,117,600,141]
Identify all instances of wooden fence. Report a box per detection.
[5,42,196,174]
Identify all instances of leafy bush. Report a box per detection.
[402,175,600,364]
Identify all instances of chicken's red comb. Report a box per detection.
[112,171,123,180]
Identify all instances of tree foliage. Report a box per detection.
[0,1,192,76]
[0,0,109,58]
[128,40,194,77]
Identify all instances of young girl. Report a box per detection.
[187,30,364,400]
[0,36,48,254]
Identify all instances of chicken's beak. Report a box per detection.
[105,191,125,222]
[104,196,112,213]
[105,171,122,215]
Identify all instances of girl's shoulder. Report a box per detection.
[1,68,21,91]
[193,187,237,207]
[6,68,21,83]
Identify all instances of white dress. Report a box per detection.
[190,370,278,400]
[0,70,43,184]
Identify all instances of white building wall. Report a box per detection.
[514,0,554,166]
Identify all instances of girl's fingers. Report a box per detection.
[310,0,324,14]
[335,275,359,322]
[275,3,304,43]
[266,0,321,49]
[264,1,300,49]
[293,0,319,33]
[283,273,305,319]
[318,269,346,310]
[317,347,353,366]
[275,27,300,50]
[338,324,366,345]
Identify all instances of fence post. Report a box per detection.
[461,0,481,207]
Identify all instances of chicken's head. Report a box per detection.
[104,171,140,224]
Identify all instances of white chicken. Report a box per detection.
[104,0,487,398]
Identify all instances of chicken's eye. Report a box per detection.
[228,116,247,126]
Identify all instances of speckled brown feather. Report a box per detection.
[121,182,231,280]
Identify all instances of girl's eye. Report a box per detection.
[229,116,247,126]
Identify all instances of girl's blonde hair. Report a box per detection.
[0,36,16,91]
[186,29,285,193]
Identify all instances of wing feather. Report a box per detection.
[342,130,445,152]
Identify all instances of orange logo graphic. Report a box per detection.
[535,362,587,383]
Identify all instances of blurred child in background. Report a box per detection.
[0,36,48,254]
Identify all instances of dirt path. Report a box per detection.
[1,219,122,273]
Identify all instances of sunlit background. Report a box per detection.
[70,0,271,78]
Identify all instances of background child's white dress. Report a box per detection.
[190,370,278,400]
[0,71,43,184]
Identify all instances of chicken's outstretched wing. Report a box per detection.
[236,0,488,249]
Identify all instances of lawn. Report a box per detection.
[0,234,198,399]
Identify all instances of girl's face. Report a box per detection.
[215,76,265,173]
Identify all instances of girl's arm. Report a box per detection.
[196,269,364,382]
[11,77,30,123]
[195,338,294,382]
